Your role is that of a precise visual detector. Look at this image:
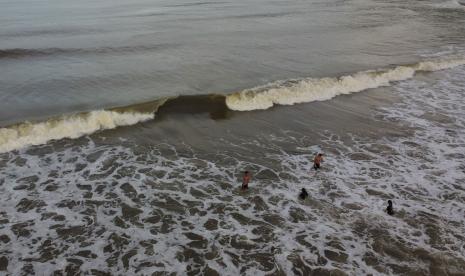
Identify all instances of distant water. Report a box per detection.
[1,0,465,275]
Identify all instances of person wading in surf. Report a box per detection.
[313,153,323,170]
[242,171,251,190]
[386,200,394,215]
[299,188,309,200]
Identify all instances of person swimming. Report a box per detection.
[242,171,250,190]
[313,153,323,170]
[299,188,309,199]
[386,200,394,215]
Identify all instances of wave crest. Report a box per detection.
[1,56,464,153]
[225,57,465,111]
[0,111,154,153]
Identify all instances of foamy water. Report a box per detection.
[0,111,154,153]
[225,57,465,111]
[1,65,464,275]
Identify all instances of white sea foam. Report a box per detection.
[225,57,465,111]
[0,110,154,153]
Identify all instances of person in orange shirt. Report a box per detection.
[242,171,251,190]
[313,153,323,170]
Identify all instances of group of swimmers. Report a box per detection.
[241,152,395,216]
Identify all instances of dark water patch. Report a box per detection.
[184,232,208,249]
[122,249,138,270]
[230,212,253,225]
[90,269,112,276]
[56,199,80,209]
[164,1,225,8]
[190,187,208,198]
[16,198,46,213]
[75,250,97,259]
[155,94,231,120]
[324,249,348,264]
[55,225,87,241]
[362,251,383,272]
[0,235,10,244]
[0,28,101,38]
[41,212,66,222]
[228,11,298,20]
[121,203,143,219]
[151,195,186,214]
[16,175,39,184]
[420,111,455,125]
[11,220,34,238]
[251,225,274,243]
[143,213,162,224]
[25,239,63,262]
[365,188,394,199]
[0,43,179,60]
[230,234,257,251]
[204,265,221,276]
[116,165,137,178]
[262,213,286,227]
[349,152,375,161]
[63,258,84,275]
[203,219,218,230]
[13,183,35,191]
[139,240,157,256]
[289,207,314,223]
[77,184,92,191]
[254,168,280,182]
[251,195,269,211]
[120,183,138,200]
[341,202,364,210]
[0,256,8,271]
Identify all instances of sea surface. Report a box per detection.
[1,0,465,275]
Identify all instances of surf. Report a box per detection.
[0,56,464,153]
[0,110,154,153]
[225,57,465,111]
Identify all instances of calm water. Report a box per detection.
[1,0,465,275]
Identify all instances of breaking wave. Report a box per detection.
[0,110,154,153]
[225,57,465,111]
[1,56,464,153]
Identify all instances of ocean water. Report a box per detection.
[1,0,465,275]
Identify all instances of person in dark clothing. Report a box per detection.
[242,171,250,190]
[299,188,309,200]
[386,200,394,215]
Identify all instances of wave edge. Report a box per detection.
[225,57,465,111]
